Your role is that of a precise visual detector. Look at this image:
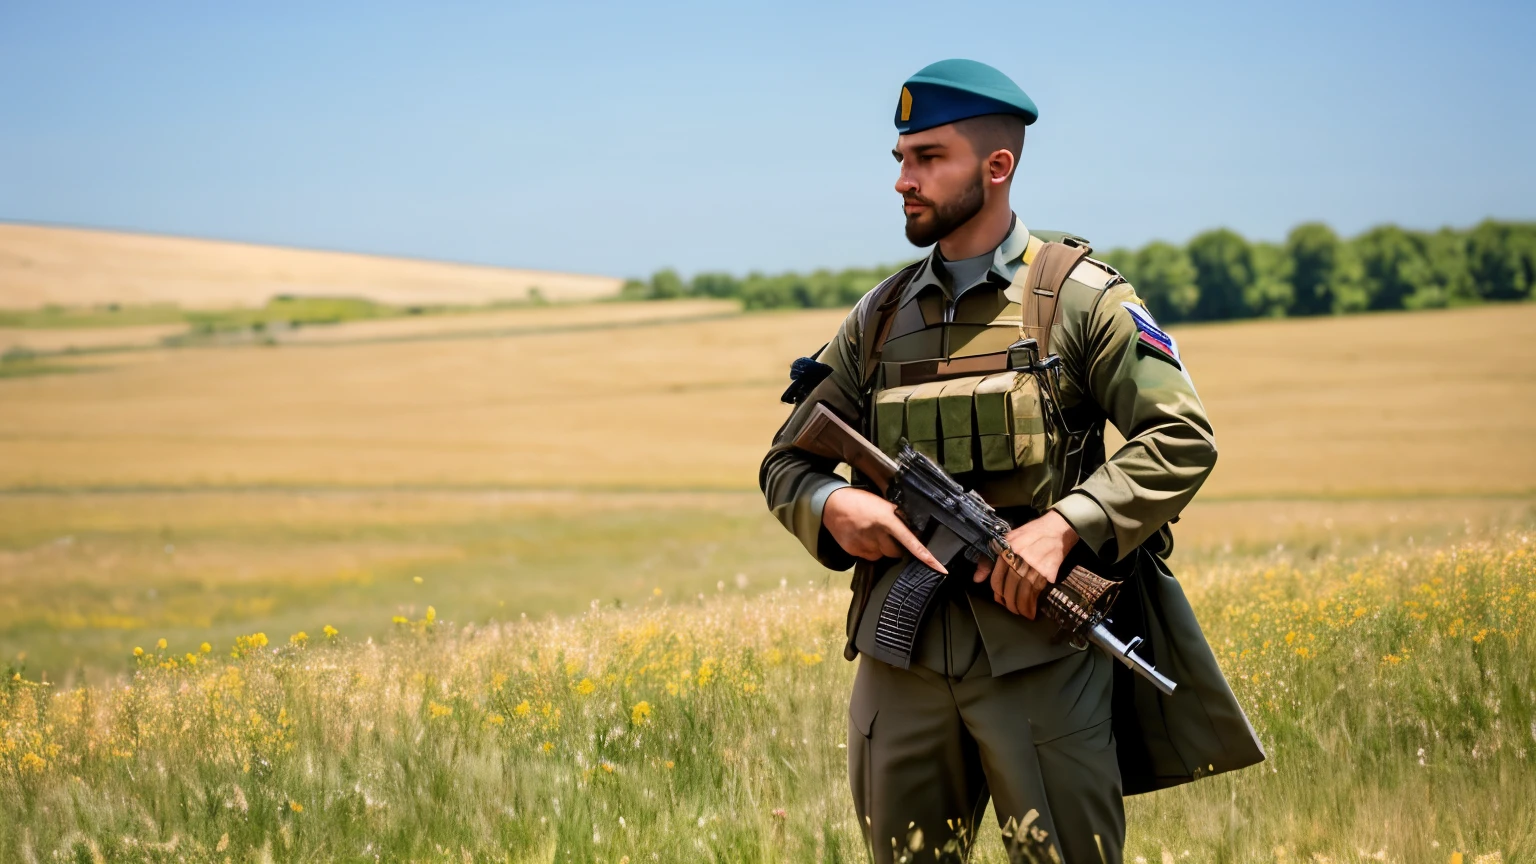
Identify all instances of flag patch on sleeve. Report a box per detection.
[1121,301,1181,368]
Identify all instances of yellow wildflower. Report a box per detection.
[392,616,409,625]
[322,625,338,639]
[631,701,652,724]
[289,800,304,813]
[425,605,436,623]
[513,700,531,717]
[200,642,212,654]
[1284,631,1297,645]
[133,646,144,657]
[653,587,662,596]
[156,637,167,650]
[19,752,46,774]
[602,761,615,773]
[576,677,596,695]
[541,741,554,753]
[231,632,269,659]
[800,651,824,666]
[428,701,453,718]
[289,631,308,646]
[665,760,675,769]
[413,576,424,584]
[486,713,506,727]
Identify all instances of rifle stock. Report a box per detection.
[791,404,899,492]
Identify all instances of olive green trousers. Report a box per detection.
[848,647,1123,864]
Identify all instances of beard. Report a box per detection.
[903,168,987,247]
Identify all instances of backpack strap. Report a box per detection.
[1018,238,1092,356]
[857,262,921,387]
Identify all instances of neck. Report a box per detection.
[937,197,1013,260]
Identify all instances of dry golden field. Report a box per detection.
[0,223,622,308]
[0,300,1531,496]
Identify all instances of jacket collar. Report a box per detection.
[899,213,1030,306]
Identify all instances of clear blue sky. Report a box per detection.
[3,1,1533,279]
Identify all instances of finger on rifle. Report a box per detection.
[972,555,991,584]
[1020,570,1044,620]
[989,556,1009,606]
[884,514,947,574]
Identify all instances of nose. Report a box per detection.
[895,166,917,196]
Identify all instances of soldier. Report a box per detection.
[760,59,1264,863]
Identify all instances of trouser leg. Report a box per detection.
[956,649,1123,864]
[848,656,988,863]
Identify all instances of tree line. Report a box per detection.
[622,219,1536,321]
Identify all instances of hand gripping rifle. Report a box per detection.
[793,403,1176,695]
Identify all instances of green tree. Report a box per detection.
[620,278,651,300]
[648,268,687,300]
[1131,242,1200,322]
[1187,229,1254,321]
[690,272,742,298]
[1354,225,1431,310]
[1466,220,1536,300]
[1286,222,1366,315]
[1414,228,1476,308]
[1246,242,1294,317]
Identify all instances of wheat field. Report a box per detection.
[0,223,623,309]
[1,302,1532,494]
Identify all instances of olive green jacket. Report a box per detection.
[758,216,1265,793]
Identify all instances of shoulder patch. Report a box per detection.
[1121,301,1181,368]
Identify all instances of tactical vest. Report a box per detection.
[857,232,1110,516]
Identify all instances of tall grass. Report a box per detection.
[3,534,1533,863]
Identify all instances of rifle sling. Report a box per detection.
[1018,240,1092,355]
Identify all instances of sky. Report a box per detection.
[2,0,1534,279]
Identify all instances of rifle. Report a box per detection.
[793,402,1176,695]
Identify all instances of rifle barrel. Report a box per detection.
[1086,623,1177,695]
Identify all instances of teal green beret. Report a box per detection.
[894,59,1038,134]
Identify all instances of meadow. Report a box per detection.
[1,281,1534,861]
[2,525,1532,863]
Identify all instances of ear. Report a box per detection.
[985,148,1016,186]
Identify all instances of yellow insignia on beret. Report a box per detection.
[900,87,913,122]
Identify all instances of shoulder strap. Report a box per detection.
[1018,239,1092,356]
[857,263,920,387]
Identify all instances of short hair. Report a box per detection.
[954,113,1026,178]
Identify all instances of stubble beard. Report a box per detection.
[903,168,987,248]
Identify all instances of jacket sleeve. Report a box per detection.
[758,302,870,572]
[1050,279,1218,562]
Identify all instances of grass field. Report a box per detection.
[2,527,1531,863]
[1,295,1533,861]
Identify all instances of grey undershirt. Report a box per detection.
[937,249,996,301]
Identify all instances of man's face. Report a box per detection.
[893,124,987,248]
